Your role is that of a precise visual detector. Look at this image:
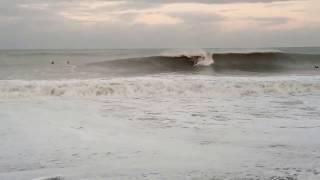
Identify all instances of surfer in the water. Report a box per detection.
[315,65,319,69]
[191,56,200,65]
[51,61,54,65]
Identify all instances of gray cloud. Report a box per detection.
[249,17,291,26]
[101,0,298,4]
[169,12,225,25]
[86,0,300,10]
[0,0,318,49]
[0,0,300,18]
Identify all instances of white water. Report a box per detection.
[1,49,320,180]
[1,94,320,180]
[161,50,214,66]
[194,52,214,66]
[1,75,320,98]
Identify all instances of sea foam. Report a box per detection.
[1,76,320,98]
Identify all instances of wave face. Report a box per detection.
[1,76,320,98]
[1,49,319,80]
[89,51,320,75]
[212,52,320,72]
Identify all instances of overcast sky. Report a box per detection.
[0,0,319,49]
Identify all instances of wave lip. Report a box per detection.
[1,76,320,98]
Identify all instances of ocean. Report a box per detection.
[0,47,320,180]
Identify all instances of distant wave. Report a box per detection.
[1,76,320,98]
[88,51,320,75]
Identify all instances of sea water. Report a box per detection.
[0,48,320,179]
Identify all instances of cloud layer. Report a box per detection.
[0,0,319,48]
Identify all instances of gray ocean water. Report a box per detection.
[0,47,320,80]
[0,48,320,180]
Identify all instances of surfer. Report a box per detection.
[66,60,70,65]
[315,65,319,69]
[51,61,55,65]
[192,56,200,65]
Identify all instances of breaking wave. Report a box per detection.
[89,51,320,75]
[1,76,320,98]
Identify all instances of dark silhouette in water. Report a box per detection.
[315,65,319,69]
[51,61,55,65]
[67,61,70,65]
